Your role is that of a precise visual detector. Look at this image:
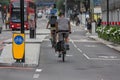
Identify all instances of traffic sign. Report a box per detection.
[14,35,24,45]
[12,33,25,59]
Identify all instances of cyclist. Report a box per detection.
[46,13,57,46]
[56,12,71,57]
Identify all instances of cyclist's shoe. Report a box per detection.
[58,53,61,58]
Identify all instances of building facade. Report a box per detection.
[101,0,120,25]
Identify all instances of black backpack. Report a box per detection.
[49,15,57,25]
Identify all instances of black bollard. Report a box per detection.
[30,27,35,38]
[0,27,2,34]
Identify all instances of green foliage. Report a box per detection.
[56,0,64,11]
[96,26,120,44]
[0,0,10,6]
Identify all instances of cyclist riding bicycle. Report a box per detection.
[46,13,57,40]
[56,12,71,57]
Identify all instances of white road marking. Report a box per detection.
[83,53,90,59]
[67,39,120,60]
[69,39,99,43]
[84,45,97,47]
[83,54,120,60]
[36,69,42,72]
[70,39,78,48]
[66,55,73,57]
[89,58,120,60]
[33,74,39,79]
[77,48,82,53]
[98,56,117,59]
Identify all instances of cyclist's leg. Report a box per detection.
[64,32,70,50]
[57,32,63,57]
[50,27,55,38]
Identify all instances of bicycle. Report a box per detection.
[50,30,56,48]
[47,27,56,48]
[56,31,70,62]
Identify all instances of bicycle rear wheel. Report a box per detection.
[62,51,66,62]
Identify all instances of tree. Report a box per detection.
[56,0,64,11]
[0,0,10,6]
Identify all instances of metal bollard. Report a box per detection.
[30,28,34,38]
[30,27,36,38]
[0,27,2,34]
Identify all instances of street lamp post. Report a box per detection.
[117,9,119,23]
[20,0,25,62]
[107,0,109,26]
[65,0,67,18]
[21,0,24,33]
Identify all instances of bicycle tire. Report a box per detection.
[62,51,66,62]
[51,31,56,48]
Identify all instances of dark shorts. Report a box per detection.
[50,24,55,27]
[58,30,69,41]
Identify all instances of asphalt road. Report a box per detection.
[0,16,120,80]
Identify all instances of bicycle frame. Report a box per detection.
[51,30,56,48]
[57,33,67,62]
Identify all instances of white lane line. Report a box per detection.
[82,54,120,60]
[66,55,73,57]
[36,69,42,72]
[33,74,40,79]
[89,58,120,60]
[70,38,78,48]
[77,48,83,53]
[70,39,120,60]
[83,53,90,59]
[98,56,117,59]
[70,38,83,53]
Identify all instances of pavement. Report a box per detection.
[71,22,120,52]
[0,29,50,67]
